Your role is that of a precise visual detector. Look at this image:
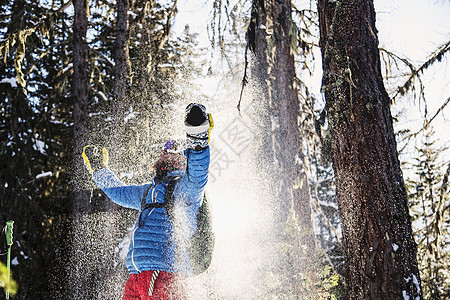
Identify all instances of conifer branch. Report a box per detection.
[237,45,249,114]
[383,41,450,101]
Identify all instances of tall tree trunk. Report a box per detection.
[317,0,422,298]
[112,0,130,149]
[248,0,316,294]
[72,0,93,298]
[250,0,315,249]
[95,0,131,296]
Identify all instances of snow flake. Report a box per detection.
[412,274,421,293]
[36,171,52,180]
[119,172,135,180]
[402,290,410,300]
[0,78,17,87]
[393,243,399,251]
[11,257,19,266]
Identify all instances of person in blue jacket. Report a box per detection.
[82,103,213,300]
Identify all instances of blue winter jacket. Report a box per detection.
[93,147,210,275]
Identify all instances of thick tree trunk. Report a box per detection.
[271,0,314,246]
[317,0,422,298]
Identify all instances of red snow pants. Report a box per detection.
[122,270,186,300]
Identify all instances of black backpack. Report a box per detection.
[139,177,215,275]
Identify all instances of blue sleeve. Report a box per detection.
[93,168,151,210]
[174,147,210,207]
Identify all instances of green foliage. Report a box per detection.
[0,262,18,297]
[406,129,450,299]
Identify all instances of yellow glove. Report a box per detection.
[185,103,213,150]
[208,113,214,144]
[82,145,108,173]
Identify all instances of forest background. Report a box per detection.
[0,0,448,299]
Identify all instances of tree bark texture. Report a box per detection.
[317,0,422,298]
[72,0,94,298]
[95,0,131,295]
[72,0,90,213]
[112,0,130,149]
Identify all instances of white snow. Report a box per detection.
[124,107,137,123]
[119,172,135,180]
[19,251,28,259]
[33,139,47,154]
[36,171,52,180]
[402,290,410,300]
[62,63,73,74]
[159,63,174,68]
[11,257,19,266]
[393,243,399,251]
[97,90,108,101]
[0,77,17,87]
[318,200,339,210]
[412,274,421,294]
[403,275,421,300]
[127,11,137,19]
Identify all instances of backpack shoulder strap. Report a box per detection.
[138,176,181,227]
[164,176,181,220]
[140,184,153,212]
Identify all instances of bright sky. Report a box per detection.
[375,0,449,153]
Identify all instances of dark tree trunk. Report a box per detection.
[317,0,422,298]
[72,0,90,212]
[71,0,93,298]
[271,0,314,245]
[112,0,130,149]
[94,0,131,296]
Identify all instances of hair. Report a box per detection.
[152,151,186,179]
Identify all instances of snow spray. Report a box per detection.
[68,64,317,299]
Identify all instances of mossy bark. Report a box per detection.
[317,0,422,298]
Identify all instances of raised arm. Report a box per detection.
[82,145,149,210]
[174,147,210,206]
[174,103,213,206]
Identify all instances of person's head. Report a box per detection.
[152,140,186,179]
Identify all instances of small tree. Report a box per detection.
[406,129,450,299]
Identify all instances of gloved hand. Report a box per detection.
[185,103,214,151]
[82,145,108,173]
